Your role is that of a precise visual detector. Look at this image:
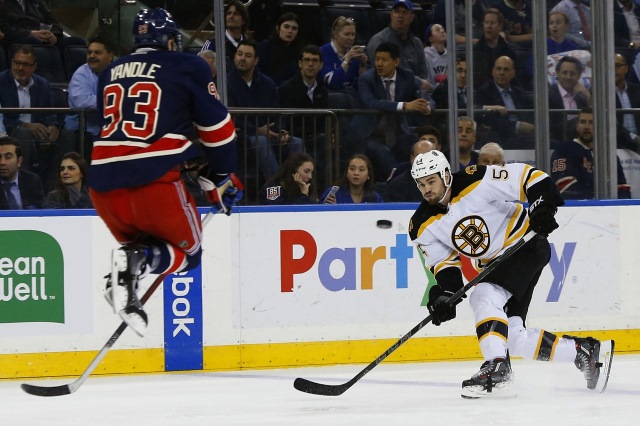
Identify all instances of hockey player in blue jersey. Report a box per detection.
[88,8,243,336]
[409,150,614,398]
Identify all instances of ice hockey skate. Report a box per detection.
[565,335,615,392]
[461,357,515,399]
[105,245,149,337]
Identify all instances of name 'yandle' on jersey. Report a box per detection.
[110,60,161,81]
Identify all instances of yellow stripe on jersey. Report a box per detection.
[520,165,548,199]
[416,212,446,239]
[450,180,482,205]
[503,204,528,248]
[433,251,461,275]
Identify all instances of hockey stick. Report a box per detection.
[21,208,219,397]
[294,231,537,396]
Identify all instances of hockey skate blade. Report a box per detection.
[595,340,614,393]
[461,383,517,399]
[118,309,147,337]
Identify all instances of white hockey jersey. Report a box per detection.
[409,163,559,278]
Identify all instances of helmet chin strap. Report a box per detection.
[438,170,452,204]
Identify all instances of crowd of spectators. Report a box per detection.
[3,0,640,209]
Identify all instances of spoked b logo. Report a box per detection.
[451,216,490,257]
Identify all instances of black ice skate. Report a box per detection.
[564,335,614,392]
[107,245,149,337]
[461,357,514,399]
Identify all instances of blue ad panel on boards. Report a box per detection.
[163,265,203,371]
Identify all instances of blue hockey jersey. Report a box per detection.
[89,49,237,191]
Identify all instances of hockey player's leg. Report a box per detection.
[462,283,514,399]
[109,245,149,336]
[507,317,614,392]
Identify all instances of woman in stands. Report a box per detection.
[256,12,305,87]
[320,154,382,204]
[43,151,92,209]
[320,15,368,91]
[260,152,318,205]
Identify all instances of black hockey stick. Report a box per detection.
[21,209,219,397]
[294,231,537,396]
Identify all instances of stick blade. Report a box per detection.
[293,377,350,396]
[21,382,73,397]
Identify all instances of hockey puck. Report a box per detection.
[376,219,392,229]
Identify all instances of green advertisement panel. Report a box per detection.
[0,231,64,323]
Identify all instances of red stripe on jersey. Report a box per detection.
[197,113,236,147]
[555,176,576,193]
[91,134,192,164]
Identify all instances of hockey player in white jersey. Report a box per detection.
[408,150,614,398]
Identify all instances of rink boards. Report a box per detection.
[1,202,639,379]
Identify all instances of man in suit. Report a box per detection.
[475,56,534,149]
[613,0,640,49]
[353,42,431,180]
[548,55,591,145]
[0,136,44,209]
[614,52,640,153]
[431,55,468,110]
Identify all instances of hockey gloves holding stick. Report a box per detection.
[528,193,559,237]
[198,173,244,215]
[427,285,465,326]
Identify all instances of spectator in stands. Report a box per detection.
[260,152,317,204]
[423,24,449,93]
[548,55,591,145]
[0,45,75,178]
[43,151,92,208]
[614,52,640,153]
[525,11,581,79]
[477,142,505,165]
[0,30,4,43]
[353,42,432,180]
[431,55,469,109]
[432,0,488,45]
[247,0,283,42]
[493,0,533,46]
[475,56,534,149]
[551,107,631,199]
[278,44,329,185]
[201,1,249,71]
[366,0,430,91]
[256,12,305,87]
[458,116,480,168]
[320,15,368,91]
[614,0,640,49]
[383,137,437,202]
[227,39,304,181]
[0,136,44,209]
[473,8,518,89]
[0,103,6,137]
[0,0,85,52]
[386,125,442,182]
[65,36,115,159]
[320,154,382,204]
[550,0,591,49]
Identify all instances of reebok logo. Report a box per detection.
[0,230,65,323]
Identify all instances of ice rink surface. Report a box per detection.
[2,354,638,426]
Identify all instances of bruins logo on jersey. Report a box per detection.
[465,165,478,174]
[451,215,489,257]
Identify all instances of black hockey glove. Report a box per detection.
[427,285,461,326]
[528,193,558,237]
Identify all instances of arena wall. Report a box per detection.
[1,202,639,379]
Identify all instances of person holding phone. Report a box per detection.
[320,15,368,90]
[0,0,85,51]
[319,154,382,204]
[260,153,318,205]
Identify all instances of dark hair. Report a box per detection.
[237,38,258,56]
[272,12,300,39]
[579,106,593,116]
[266,153,317,200]
[416,125,441,145]
[300,44,322,61]
[225,0,250,33]
[88,35,116,53]
[556,55,583,74]
[375,41,400,60]
[336,154,376,194]
[12,44,36,61]
[0,136,22,158]
[54,152,89,204]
